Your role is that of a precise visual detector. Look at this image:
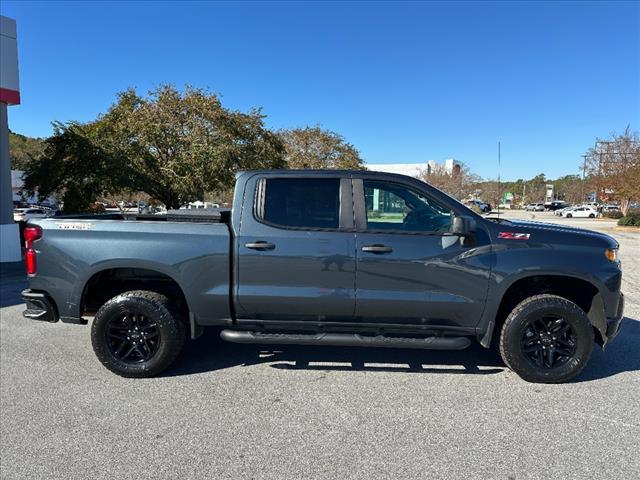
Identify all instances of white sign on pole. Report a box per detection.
[0,16,20,105]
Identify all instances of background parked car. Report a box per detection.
[465,199,491,213]
[546,200,569,211]
[563,206,598,218]
[525,203,545,212]
[13,207,53,223]
[555,205,574,216]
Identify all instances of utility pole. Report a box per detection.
[581,154,588,202]
[497,141,501,213]
[596,141,615,203]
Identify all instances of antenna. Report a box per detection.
[497,141,501,216]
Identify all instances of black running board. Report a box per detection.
[220,330,471,350]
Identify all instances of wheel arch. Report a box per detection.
[80,266,190,321]
[481,273,607,348]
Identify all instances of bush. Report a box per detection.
[618,217,637,226]
[617,209,640,226]
[603,210,623,219]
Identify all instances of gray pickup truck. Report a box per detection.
[22,170,624,383]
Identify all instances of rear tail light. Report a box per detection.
[25,248,37,276]
[24,225,42,276]
[24,225,42,248]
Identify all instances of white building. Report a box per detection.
[366,158,463,178]
[11,169,57,206]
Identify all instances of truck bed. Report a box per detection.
[51,208,232,224]
[28,216,232,324]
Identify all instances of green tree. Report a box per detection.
[584,128,640,214]
[419,163,481,200]
[9,131,45,170]
[23,122,131,213]
[278,126,365,169]
[24,85,286,211]
[526,173,547,203]
[553,174,584,204]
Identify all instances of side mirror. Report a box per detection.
[452,215,477,236]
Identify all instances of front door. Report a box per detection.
[236,174,357,322]
[353,177,490,329]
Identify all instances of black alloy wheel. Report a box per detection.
[499,294,594,383]
[91,290,186,378]
[106,312,160,363]
[521,315,577,369]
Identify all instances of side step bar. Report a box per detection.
[220,330,471,350]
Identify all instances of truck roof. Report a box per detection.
[235,168,426,182]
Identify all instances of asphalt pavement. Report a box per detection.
[1,215,639,480]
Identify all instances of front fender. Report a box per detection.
[477,243,622,347]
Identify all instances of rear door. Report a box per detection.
[235,174,357,322]
[352,176,491,329]
[573,207,586,217]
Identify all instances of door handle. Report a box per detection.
[362,244,393,254]
[245,241,275,250]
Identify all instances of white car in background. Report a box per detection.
[602,205,620,213]
[563,206,598,218]
[555,206,574,216]
[13,207,53,223]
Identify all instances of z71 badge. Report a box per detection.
[498,232,530,240]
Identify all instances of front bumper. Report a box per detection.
[22,289,58,323]
[605,292,624,344]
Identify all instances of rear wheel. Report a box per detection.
[499,295,593,383]
[589,213,595,218]
[566,213,572,218]
[91,290,186,378]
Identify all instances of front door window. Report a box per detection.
[364,180,452,233]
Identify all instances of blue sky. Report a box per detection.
[1,1,639,180]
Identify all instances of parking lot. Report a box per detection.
[1,211,638,480]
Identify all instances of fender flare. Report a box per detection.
[479,271,607,348]
[69,260,192,318]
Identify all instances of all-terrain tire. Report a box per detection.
[91,290,186,378]
[499,294,594,383]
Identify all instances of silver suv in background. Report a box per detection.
[525,203,545,212]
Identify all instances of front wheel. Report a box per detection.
[589,213,595,218]
[91,290,186,378]
[499,295,594,383]
[566,213,572,218]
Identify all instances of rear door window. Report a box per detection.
[260,178,341,229]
